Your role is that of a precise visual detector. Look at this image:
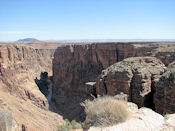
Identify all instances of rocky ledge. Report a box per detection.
[88,102,175,131]
[86,56,175,116]
[93,57,166,111]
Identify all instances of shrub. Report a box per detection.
[81,96,130,127]
[57,119,84,131]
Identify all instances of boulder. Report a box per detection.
[95,57,166,109]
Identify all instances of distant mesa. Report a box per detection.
[16,38,39,43]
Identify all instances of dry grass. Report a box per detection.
[81,96,130,127]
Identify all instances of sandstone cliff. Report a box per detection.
[155,61,175,114]
[0,44,54,109]
[52,42,175,120]
[95,57,166,110]
[0,90,64,131]
[52,43,141,120]
[0,43,65,130]
[1,41,175,129]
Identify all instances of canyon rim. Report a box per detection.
[0,41,175,130]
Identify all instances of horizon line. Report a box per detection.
[1,38,175,43]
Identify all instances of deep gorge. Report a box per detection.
[1,42,175,130]
[52,42,175,121]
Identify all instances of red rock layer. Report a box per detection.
[95,57,166,109]
[52,42,175,119]
[155,62,175,114]
[52,42,157,120]
[0,43,65,130]
[0,44,55,109]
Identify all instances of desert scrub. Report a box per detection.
[81,96,130,127]
[58,119,85,131]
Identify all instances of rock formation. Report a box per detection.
[95,57,166,110]
[0,44,54,109]
[52,43,138,121]
[152,44,175,66]
[52,42,175,120]
[0,90,65,131]
[1,41,175,130]
[155,61,175,114]
[0,43,65,130]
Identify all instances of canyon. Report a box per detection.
[0,42,65,130]
[1,41,175,130]
[52,42,175,121]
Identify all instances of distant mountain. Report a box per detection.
[17,38,38,43]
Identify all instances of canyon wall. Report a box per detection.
[52,42,175,120]
[95,57,166,110]
[1,42,175,129]
[155,62,175,114]
[52,43,152,120]
[0,44,54,109]
[0,43,65,130]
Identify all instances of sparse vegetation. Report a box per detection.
[57,119,86,131]
[81,96,130,127]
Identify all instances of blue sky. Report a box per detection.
[0,0,175,41]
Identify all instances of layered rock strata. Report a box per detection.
[95,57,166,109]
[52,43,142,120]
[1,41,175,129]
[0,44,54,109]
[0,43,65,130]
[155,62,175,114]
[52,42,175,120]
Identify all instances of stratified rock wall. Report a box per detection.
[52,42,175,119]
[155,62,175,114]
[95,57,166,109]
[0,44,55,109]
[52,42,158,120]
[53,43,157,95]
[0,43,65,130]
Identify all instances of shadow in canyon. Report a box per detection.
[34,72,86,122]
[34,71,156,122]
[50,88,86,122]
[35,72,53,110]
[35,71,157,123]
[35,72,49,97]
[143,86,155,111]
